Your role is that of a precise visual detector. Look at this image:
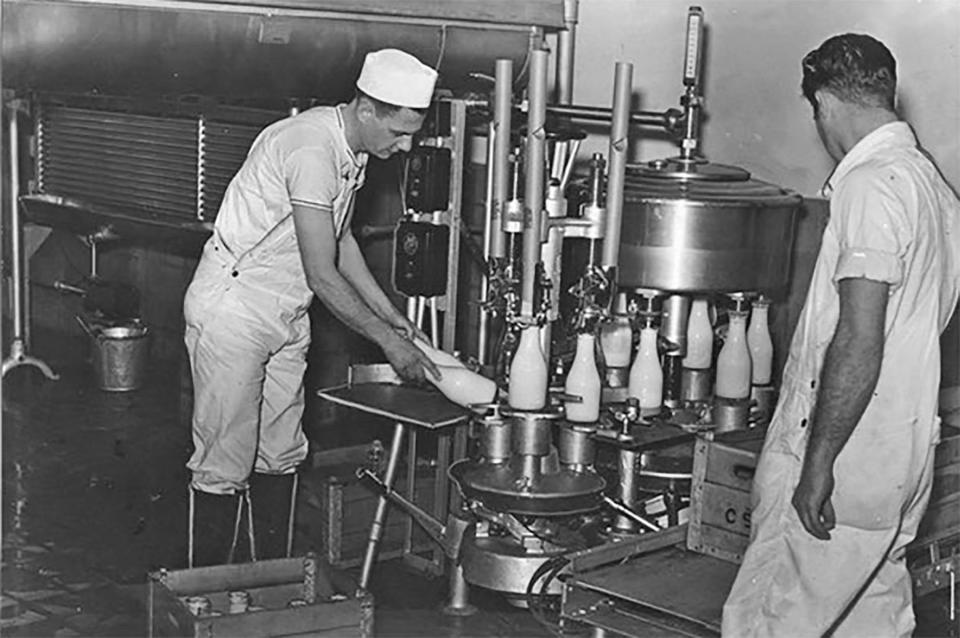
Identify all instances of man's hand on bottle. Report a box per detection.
[382,333,441,384]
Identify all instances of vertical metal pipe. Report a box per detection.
[443,562,476,616]
[520,48,548,317]
[8,104,23,339]
[556,0,578,105]
[359,422,405,590]
[600,63,633,270]
[491,60,513,260]
[478,120,497,366]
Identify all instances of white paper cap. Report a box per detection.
[356,49,438,109]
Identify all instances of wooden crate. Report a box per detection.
[298,470,437,569]
[148,556,372,637]
[686,428,766,564]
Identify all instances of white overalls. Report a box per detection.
[184,106,366,495]
[722,122,960,637]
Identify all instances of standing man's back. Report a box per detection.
[722,33,960,637]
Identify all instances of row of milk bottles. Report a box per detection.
[420,293,772,422]
[503,294,774,423]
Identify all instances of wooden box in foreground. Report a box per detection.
[148,555,372,637]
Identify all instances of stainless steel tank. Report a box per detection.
[618,159,802,294]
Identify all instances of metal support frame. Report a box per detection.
[2,99,58,381]
[359,422,405,590]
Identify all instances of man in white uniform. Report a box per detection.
[183,49,441,566]
[722,34,960,636]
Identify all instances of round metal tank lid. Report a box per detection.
[625,158,801,205]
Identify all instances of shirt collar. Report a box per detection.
[335,104,367,170]
[821,121,916,197]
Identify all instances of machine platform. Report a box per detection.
[316,382,470,430]
[563,546,736,637]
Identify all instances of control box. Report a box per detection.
[405,146,451,213]
[393,220,449,297]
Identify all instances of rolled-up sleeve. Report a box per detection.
[830,167,909,289]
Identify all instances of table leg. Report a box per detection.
[359,422,405,590]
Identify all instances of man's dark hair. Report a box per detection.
[356,90,428,118]
[801,34,897,114]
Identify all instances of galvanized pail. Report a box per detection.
[91,323,150,391]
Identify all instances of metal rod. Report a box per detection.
[604,495,660,532]
[478,120,496,366]
[545,103,674,128]
[491,59,513,259]
[1,100,58,381]
[555,0,578,105]
[9,103,23,340]
[520,48,548,317]
[359,422,405,590]
[614,449,639,532]
[600,62,633,270]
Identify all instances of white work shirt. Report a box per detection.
[212,105,368,311]
[766,121,960,527]
[723,120,960,638]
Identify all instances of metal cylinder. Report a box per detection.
[661,354,683,409]
[660,295,690,356]
[600,62,633,270]
[511,413,553,457]
[492,59,513,259]
[520,455,541,483]
[681,367,712,402]
[614,449,639,532]
[618,172,802,293]
[558,425,595,468]
[713,396,751,432]
[520,48,549,316]
[481,418,512,464]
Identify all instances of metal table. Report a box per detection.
[317,371,470,590]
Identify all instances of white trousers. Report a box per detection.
[184,241,310,495]
[721,441,935,638]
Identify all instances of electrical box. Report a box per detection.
[393,221,449,297]
[405,146,451,212]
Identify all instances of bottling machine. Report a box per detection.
[347,6,803,630]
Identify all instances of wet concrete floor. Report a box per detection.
[1,335,550,637]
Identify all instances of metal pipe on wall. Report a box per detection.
[8,106,24,342]
[600,62,633,271]
[491,60,513,260]
[519,48,548,318]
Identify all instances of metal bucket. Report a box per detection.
[91,323,150,391]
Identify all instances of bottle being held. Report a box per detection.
[715,310,752,400]
[565,332,602,422]
[414,340,497,408]
[628,326,662,410]
[508,325,548,410]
